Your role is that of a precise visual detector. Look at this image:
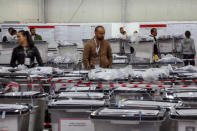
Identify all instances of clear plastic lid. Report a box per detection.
[115,87,147,91]
[69,86,97,91]
[122,100,180,108]
[59,92,104,99]
[4,91,40,96]
[51,99,105,106]
[174,92,197,98]
[98,108,159,116]
[0,104,28,110]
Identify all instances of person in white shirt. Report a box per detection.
[130,30,140,43]
[118,27,129,40]
[11,30,17,40]
[118,27,129,54]
[3,27,14,42]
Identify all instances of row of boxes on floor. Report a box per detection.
[48,89,197,131]
[31,66,197,131]
[1,65,197,131]
[1,89,197,131]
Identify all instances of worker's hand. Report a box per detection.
[87,65,91,70]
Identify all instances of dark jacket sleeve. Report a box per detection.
[34,47,44,66]
[107,43,113,68]
[10,48,17,67]
[2,36,8,42]
[35,34,42,41]
[83,42,91,70]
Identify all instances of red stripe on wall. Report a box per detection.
[66,25,80,27]
[28,26,55,29]
[140,24,167,28]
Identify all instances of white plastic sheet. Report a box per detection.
[158,54,182,63]
[174,65,197,73]
[142,68,170,81]
[88,66,133,81]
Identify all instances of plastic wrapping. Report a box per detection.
[27,67,54,75]
[174,65,197,73]
[53,56,72,63]
[142,68,170,81]
[158,54,182,63]
[0,67,13,73]
[130,35,153,44]
[88,66,133,81]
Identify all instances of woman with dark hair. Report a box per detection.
[10,30,43,67]
[181,31,196,66]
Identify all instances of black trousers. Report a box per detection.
[183,54,195,66]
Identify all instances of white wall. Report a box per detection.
[0,0,197,23]
[126,0,197,22]
[0,0,43,23]
[45,0,122,23]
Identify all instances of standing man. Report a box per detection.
[118,27,129,54]
[118,27,129,40]
[83,26,112,70]
[2,27,14,42]
[30,27,42,41]
[150,28,160,61]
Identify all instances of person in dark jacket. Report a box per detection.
[30,27,42,41]
[10,30,43,68]
[150,28,160,55]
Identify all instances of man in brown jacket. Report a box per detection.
[83,26,113,70]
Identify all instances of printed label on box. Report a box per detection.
[59,118,94,131]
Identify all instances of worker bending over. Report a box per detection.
[83,26,112,70]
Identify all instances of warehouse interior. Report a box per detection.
[0,0,197,131]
